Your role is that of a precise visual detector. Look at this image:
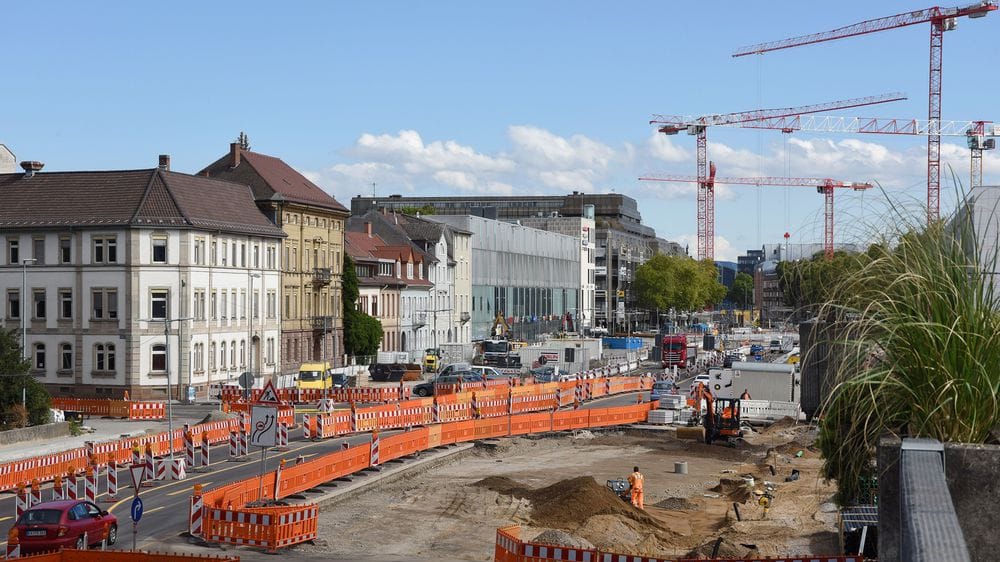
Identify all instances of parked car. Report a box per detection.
[690,373,712,391]
[412,372,483,397]
[470,365,507,380]
[650,380,676,401]
[11,500,117,554]
[529,365,558,382]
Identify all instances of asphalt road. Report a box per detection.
[0,391,646,551]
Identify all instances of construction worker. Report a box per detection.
[627,466,644,509]
[740,389,751,400]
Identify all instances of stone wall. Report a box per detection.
[0,422,70,446]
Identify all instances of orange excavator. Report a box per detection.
[691,382,743,445]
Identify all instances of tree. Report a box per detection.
[727,272,754,309]
[0,328,50,427]
[399,204,437,216]
[778,250,867,321]
[342,255,384,357]
[634,255,726,313]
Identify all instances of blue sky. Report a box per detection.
[4,1,998,260]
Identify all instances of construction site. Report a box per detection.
[292,419,831,562]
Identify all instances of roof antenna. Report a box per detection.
[372,181,376,197]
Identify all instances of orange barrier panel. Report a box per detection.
[223,402,295,428]
[222,386,409,404]
[552,410,589,432]
[11,551,239,561]
[50,398,165,420]
[426,424,443,448]
[203,503,318,553]
[275,445,371,500]
[474,417,510,440]
[379,427,430,463]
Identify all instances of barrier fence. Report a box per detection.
[494,525,863,562]
[221,386,410,404]
[4,550,238,562]
[50,398,166,420]
[192,399,658,553]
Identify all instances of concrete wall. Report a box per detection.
[878,437,1000,561]
[0,422,70,446]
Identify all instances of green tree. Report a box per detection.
[727,272,754,309]
[778,251,866,320]
[0,328,50,427]
[634,255,726,313]
[342,255,384,357]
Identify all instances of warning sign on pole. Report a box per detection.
[256,380,280,405]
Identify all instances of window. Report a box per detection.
[240,290,246,319]
[267,290,276,319]
[60,237,71,264]
[193,290,206,320]
[211,292,218,320]
[194,238,205,265]
[291,247,297,271]
[60,343,72,371]
[239,340,246,367]
[211,241,218,265]
[151,344,166,371]
[209,342,217,371]
[284,292,291,320]
[240,243,246,267]
[220,341,227,369]
[230,340,236,367]
[253,291,259,319]
[95,343,116,372]
[93,237,117,264]
[230,291,237,319]
[33,343,45,370]
[232,242,237,268]
[253,244,259,268]
[92,289,118,320]
[193,343,204,372]
[266,337,274,364]
[33,289,46,319]
[152,236,167,263]
[151,290,168,320]
[8,239,18,264]
[266,245,275,269]
[59,290,72,320]
[32,237,45,265]
[221,290,228,320]
[221,241,228,266]
[7,290,19,319]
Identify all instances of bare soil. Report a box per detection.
[291,423,840,561]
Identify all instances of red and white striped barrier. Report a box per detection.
[239,429,248,457]
[66,471,77,500]
[471,393,480,419]
[6,535,19,559]
[350,403,358,433]
[432,399,440,423]
[144,444,155,485]
[302,414,312,439]
[184,429,195,469]
[276,423,289,451]
[370,432,380,467]
[189,484,204,537]
[229,432,240,460]
[155,459,168,481]
[15,484,28,520]
[199,434,210,470]
[171,458,187,481]
[315,414,325,441]
[84,466,97,502]
[106,461,118,500]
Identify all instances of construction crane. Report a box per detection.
[640,162,873,260]
[649,92,905,261]
[729,116,997,189]
[733,2,997,224]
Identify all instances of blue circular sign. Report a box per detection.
[131,497,143,523]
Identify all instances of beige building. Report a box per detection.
[201,143,350,372]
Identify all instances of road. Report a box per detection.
[0,391,646,552]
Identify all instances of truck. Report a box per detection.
[707,361,798,403]
[481,338,523,369]
[661,334,696,369]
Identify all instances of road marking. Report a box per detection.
[167,482,212,496]
[0,516,11,522]
[144,506,165,515]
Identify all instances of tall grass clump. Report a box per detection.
[817,196,1000,505]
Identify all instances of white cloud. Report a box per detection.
[647,132,691,163]
[669,234,737,262]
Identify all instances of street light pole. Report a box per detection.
[21,259,36,360]
[247,273,261,402]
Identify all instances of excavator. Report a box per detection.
[691,382,743,445]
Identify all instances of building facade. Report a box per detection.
[0,159,285,400]
[427,215,581,341]
[201,143,350,372]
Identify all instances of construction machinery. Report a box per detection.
[606,478,631,502]
[648,93,904,261]
[692,382,743,445]
[733,2,997,223]
[641,162,872,260]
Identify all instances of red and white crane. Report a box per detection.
[729,116,997,189]
[733,2,997,224]
[649,92,905,261]
[639,162,873,260]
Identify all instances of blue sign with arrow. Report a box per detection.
[130,497,143,523]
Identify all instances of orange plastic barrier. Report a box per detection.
[222,386,410,404]
[203,504,317,553]
[496,525,861,562]
[50,398,165,420]
[11,551,238,561]
[222,401,295,428]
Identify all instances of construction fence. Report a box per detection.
[494,525,863,562]
[190,398,658,552]
[50,398,165,420]
[6,550,238,562]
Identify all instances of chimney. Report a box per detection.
[365,222,372,238]
[158,154,170,171]
[230,143,241,168]
[20,161,44,178]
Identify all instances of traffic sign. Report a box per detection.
[256,380,280,404]
[130,497,143,523]
[238,371,255,390]
[249,405,278,447]
[129,463,146,494]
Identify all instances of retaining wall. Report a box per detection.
[0,422,70,446]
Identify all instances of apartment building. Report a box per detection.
[0,158,284,400]
[200,143,350,371]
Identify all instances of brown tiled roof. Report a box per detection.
[0,169,285,237]
[200,147,348,213]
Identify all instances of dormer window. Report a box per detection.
[407,262,413,279]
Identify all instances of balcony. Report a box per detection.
[312,316,334,331]
[312,267,332,286]
[460,311,471,324]
[594,266,607,276]
[412,312,427,328]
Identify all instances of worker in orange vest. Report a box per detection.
[627,466,644,509]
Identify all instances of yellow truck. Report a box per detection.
[296,362,339,390]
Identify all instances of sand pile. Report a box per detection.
[477,476,682,557]
[653,497,698,510]
[532,529,594,549]
[685,536,757,559]
[711,477,752,503]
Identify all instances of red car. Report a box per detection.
[11,500,118,554]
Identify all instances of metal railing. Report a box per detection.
[899,438,970,562]
[312,267,332,285]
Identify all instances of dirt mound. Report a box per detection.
[532,529,594,549]
[759,416,798,435]
[711,477,752,503]
[475,476,528,496]
[653,497,698,511]
[685,536,755,559]
[198,410,238,424]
